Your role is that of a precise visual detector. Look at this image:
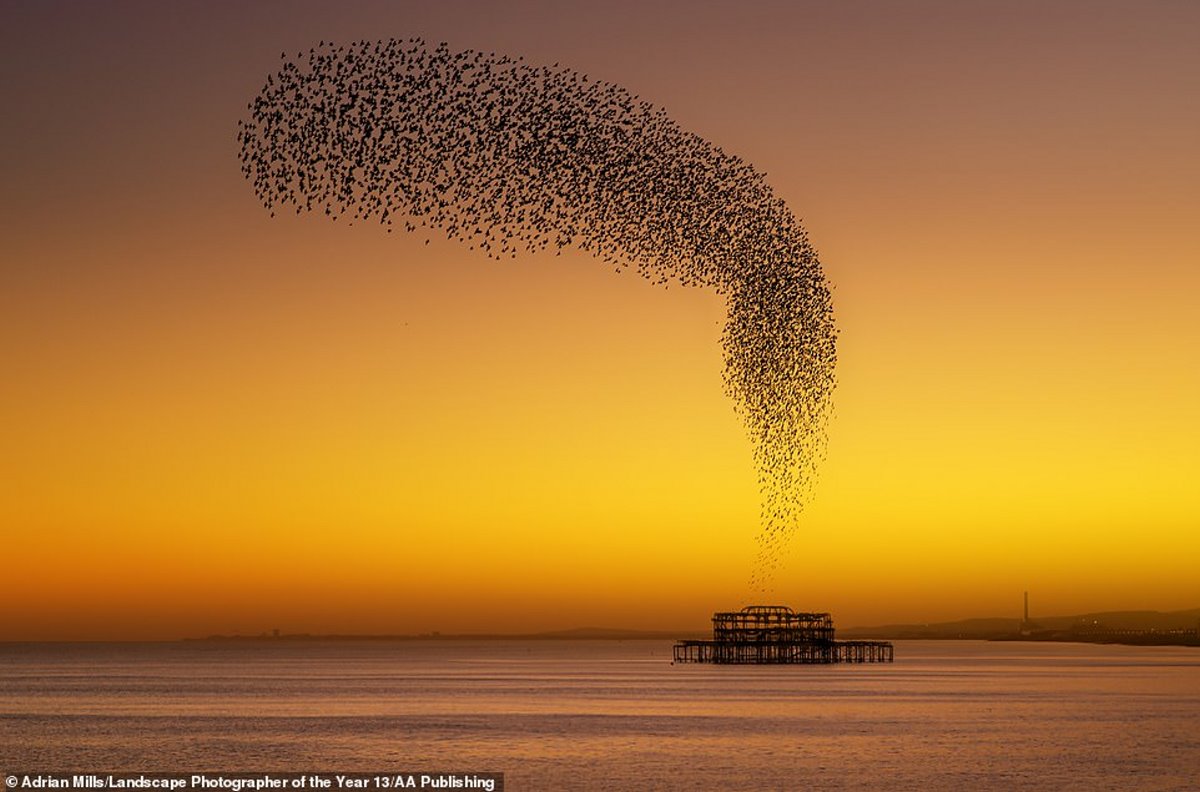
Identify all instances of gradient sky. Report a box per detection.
[2,0,1198,639]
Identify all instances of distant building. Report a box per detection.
[1019,591,1041,636]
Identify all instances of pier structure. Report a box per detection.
[673,605,893,664]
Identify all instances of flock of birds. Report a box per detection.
[237,39,837,587]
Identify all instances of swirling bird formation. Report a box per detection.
[237,39,836,586]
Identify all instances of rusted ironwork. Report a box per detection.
[673,605,893,664]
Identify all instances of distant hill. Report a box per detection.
[529,627,706,640]
[188,626,709,642]
[841,608,1200,639]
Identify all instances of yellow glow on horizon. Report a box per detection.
[3,2,1198,640]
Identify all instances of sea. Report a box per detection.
[1,640,1198,791]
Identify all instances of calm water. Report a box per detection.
[2,640,1198,790]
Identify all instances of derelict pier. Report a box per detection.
[673,605,893,664]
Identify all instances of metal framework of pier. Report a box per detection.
[673,605,893,664]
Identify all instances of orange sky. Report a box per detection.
[2,0,1198,639]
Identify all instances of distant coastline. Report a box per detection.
[184,627,710,642]
[178,607,1200,648]
[839,607,1200,647]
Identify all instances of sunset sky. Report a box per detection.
[3,0,1197,639]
